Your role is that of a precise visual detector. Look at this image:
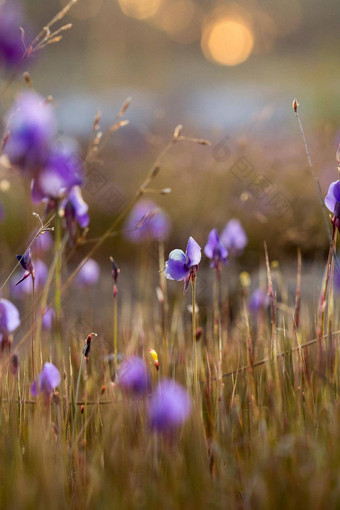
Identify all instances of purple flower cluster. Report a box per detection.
[118,356,192,433]
[325,180,340,229]
[0,298,20,347]
[204,229,228,269]
[124,199,170,243]
[3,92,89,233]
[204,219,247,268]
[31,362,61,397]
[118,356,151,395]
[149,379,192,433]
[11,258,47,297]
[0,1,26,70]
[74,259,100,288]
[248,288,269,313]
[165,236,201,293]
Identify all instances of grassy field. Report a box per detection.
[1,1,340,509]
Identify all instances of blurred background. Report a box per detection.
[1,0,340,270]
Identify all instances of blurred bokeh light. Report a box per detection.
[201,15,254,66]
[152,0,202,44]
[118,0,161,20]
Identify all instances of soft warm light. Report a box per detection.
[201,17,254,66]
[119,0,161,20]
[154,0,202,44]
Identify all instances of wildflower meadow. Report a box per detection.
[1,1,340,509]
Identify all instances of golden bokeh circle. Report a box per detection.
[201,17,254,66]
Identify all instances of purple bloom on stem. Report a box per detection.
[17,248,33,272]
[165,236,201,293]
[31,362,61,397]
[124,199,170,242]
[0,298,20,346]
[149,379,192,433]
[0,1,25,70]
[249,288,269,313]
[31,139,84,203]
[118,356,151,396]
[42,307,55,330]
[4,92,56,172]
[33,231,53,255]
[11,259,47,297]
[15,248,34,286]
[221,219,247,255]
[325,181,340,228]
[204,229,228,269]
[60,186,89,232]
[74,259,100,288]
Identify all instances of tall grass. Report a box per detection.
[1,3,340,509]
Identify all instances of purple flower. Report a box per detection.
[0,202,4,222]
[220,219,247,255]
[17,248,33,272]
[0,1,25,70]
[33,232,53,255]
[31,139,84,203]
[249,288,269,313]
[60,186,89,233]
[204,229,228,269]
[165,236,201,293]
[118,356,151,396]
[15,248,34,286]
[4,92,56,172]
[124,199,170,242]
[0,298,20,345]
[148,379,192,433]
[31,362,61,397]
[11,259,47,297]
[42,307,55,330]
[325,181,340,228]
[74,259,100,288]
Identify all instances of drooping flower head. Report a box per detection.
[220,219,247,256]
[325,180,340,229]
[11,258,47,297]
[4,92,56,172]
[0,1,26,70]
[0,298,20,348]
[148,379,192,433]
[31,139,84,204]
[74,259,100,288]
[31,362,61,397]
[15,248,35,286]
[249,288,269,313]
[118,356,151,396]
[165,236,201,294]
[204,229,228,270]
[124,199,171,243]
[59,185,89,235]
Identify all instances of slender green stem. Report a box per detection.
[55,209,62,326]
[191,277,198,392]
[159,241,168,356]
[213,267,222,362]
[321,227,338,341]
[73,353,85,443]
[113,289,118,380]
[31,275,35,379]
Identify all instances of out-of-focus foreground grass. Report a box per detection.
[1,256,340,510]
[1,1,340,508]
